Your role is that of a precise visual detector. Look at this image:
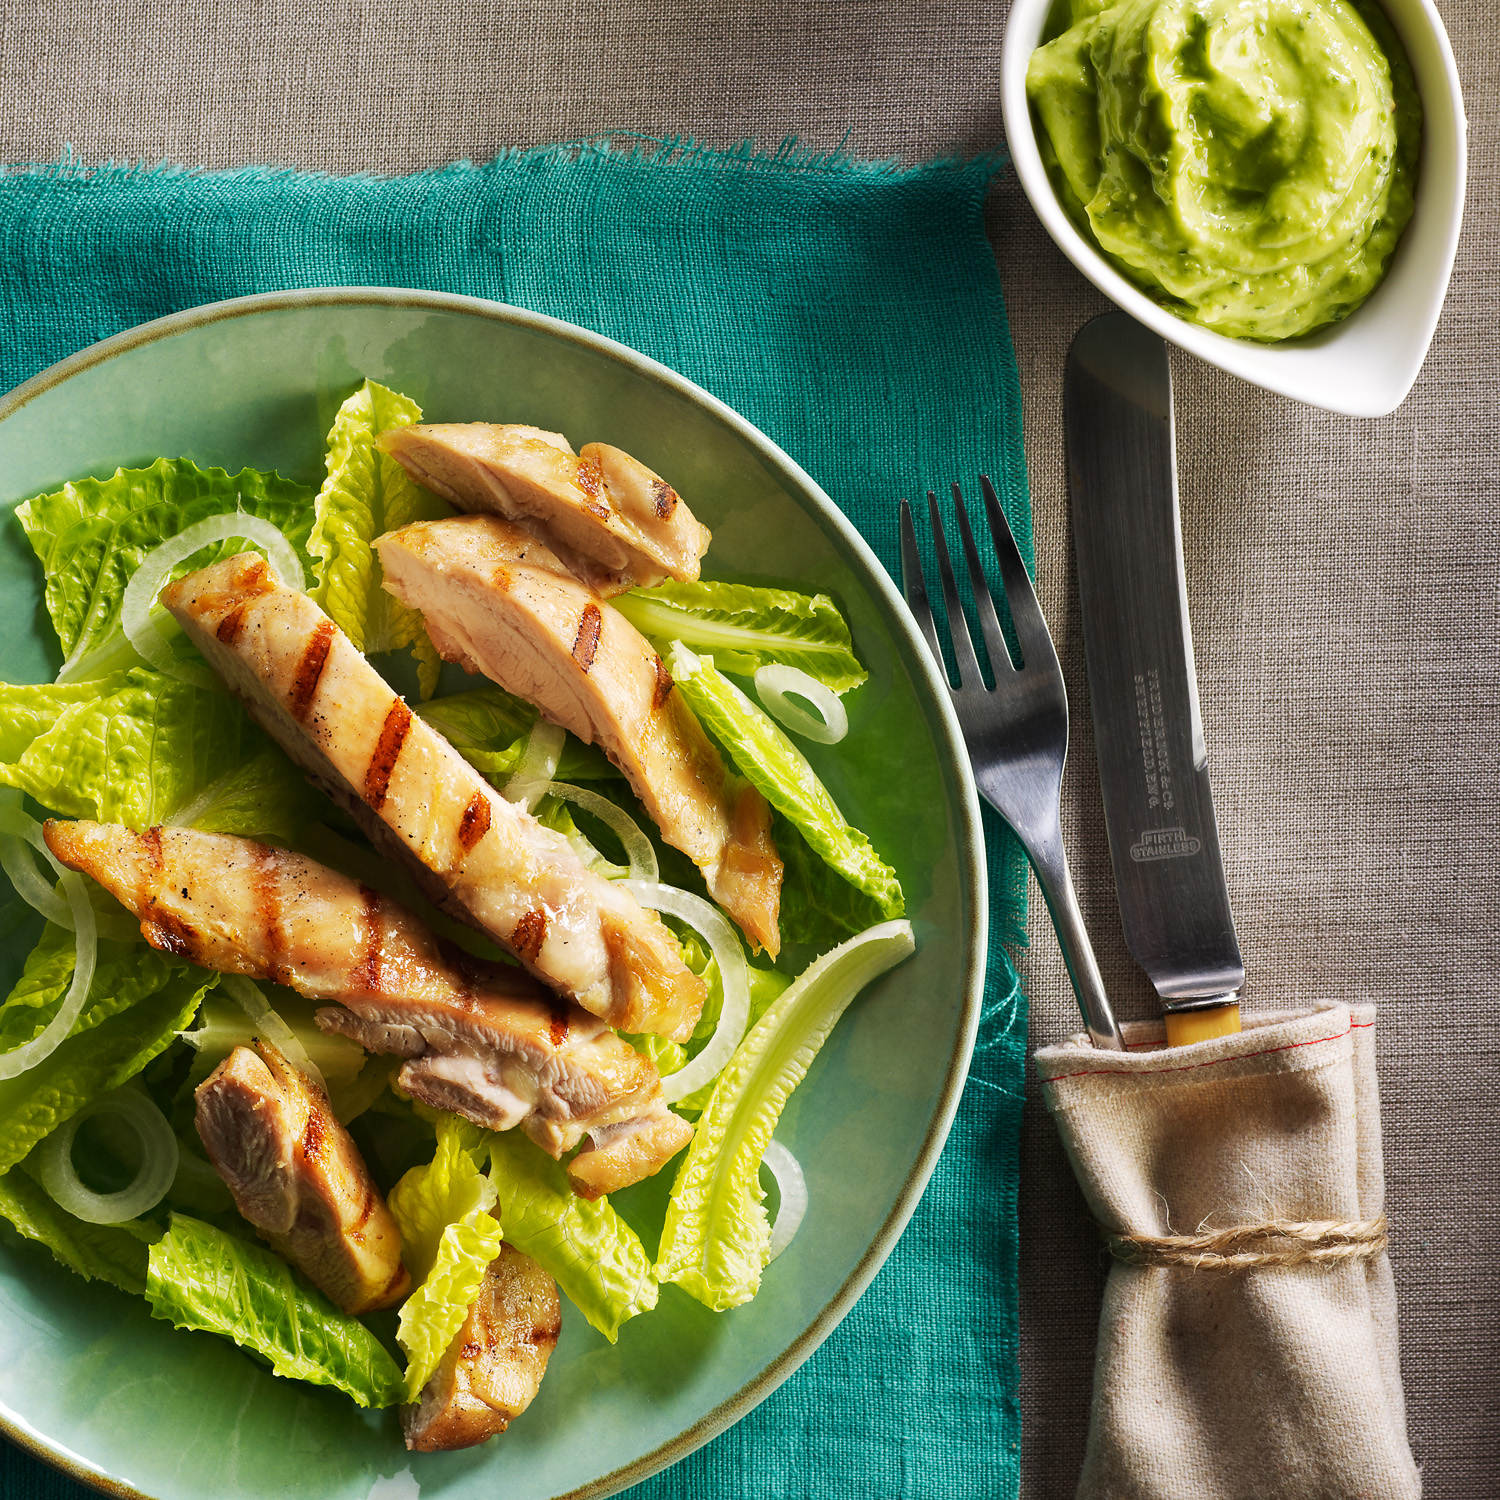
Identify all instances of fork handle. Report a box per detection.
[1025,824,1125,1052]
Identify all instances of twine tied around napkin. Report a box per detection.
[1035,1002,1421,1500]
[1105,1213,1389,1270]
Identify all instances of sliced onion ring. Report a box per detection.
[548,782,659,883]
[762,1140,808,1261]
[0,811,97,1081]
[219,973,328,1093]
[116,509,305,687]
[0,821,71,928]
[622,880,749,1104]
[0,800,136,943]
[754,664,848,744]
[503,720,566,812]
[37,1087,178,1224]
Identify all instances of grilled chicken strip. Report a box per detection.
[376,423,711,595]
[158,552,705,1042]
[403,1243,561,1452]
[195,1039,410,1314]
[377,515,783,955]
[43,820,693,1196]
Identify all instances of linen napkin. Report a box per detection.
[0,138,1032,1500]
[1035,1003,1420,1500]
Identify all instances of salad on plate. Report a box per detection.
[0,379,912,1452]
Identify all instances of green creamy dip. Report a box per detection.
[1027,0,1421,341]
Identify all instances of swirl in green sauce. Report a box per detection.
[1027,0,1422,341]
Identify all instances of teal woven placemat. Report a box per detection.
[0,138,1030,1500]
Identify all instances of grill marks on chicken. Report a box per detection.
[376,516,784,956]
[158,553,705,1042]
[572,602,602,670]
[402,1243,561,1452]
[43,820,692,1196]
[375,423,711,595]
[365,699,413,812]
[194,1039,410,1315]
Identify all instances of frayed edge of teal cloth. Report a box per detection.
[4,133,1009,187]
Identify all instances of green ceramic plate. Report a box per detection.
[0,289,985,1500]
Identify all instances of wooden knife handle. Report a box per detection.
[1164,1004,1242,1047]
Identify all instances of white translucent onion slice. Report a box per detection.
[0,800,135,942]
[117,510,305,687]
[622,880,749,1104]
[219,973,327,1093]
[36,1087,178,1224]
[503,720,566,812]
[548,782,659,883]
[0,837,97,1081]
[754,664,848,744]
[0,825,71,928]
[762,1140,808,1261]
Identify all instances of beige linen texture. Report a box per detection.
[1,1,1496,1494]
[1035,1005,1420,1500]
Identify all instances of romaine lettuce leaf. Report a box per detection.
[166,741,333,844]
[665,643,903,922]
[0,668,322,839]
[396,1208,504,1401]
[0,1165,159,1293]
[614,581,866,692]
[0,924,213,1172]
[308,380,449,699]
[146,1214,404,1408]
[774,814,890,948]
[656,920,914,1311]
[624,1028,688,1078]
[389,1113,498,1284]
[415,687,616,786]
[15,456,315,676]
[487,1130,657,1342]
[390,1113,505,1399]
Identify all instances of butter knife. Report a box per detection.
[1064,313,1243,1046]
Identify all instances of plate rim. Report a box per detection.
[0,286,990,1500]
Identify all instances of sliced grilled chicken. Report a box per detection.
[158,553,705,1043]
[44,820,692,1195]
[195,1039,410,1314]
[377,515,783,956]
[403,1242,561,1452]
[376,423,710,595]
[567,1110,705,1201]
[318,1003,690,1199]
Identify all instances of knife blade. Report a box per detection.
[1064,313,1243,1046]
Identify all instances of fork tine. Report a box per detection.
[926,490,984,690]
[898,498,946,674]
[952,482,1015,675]
[978,474,1055,667]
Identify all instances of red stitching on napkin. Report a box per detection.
[1044,1018,1371,1085]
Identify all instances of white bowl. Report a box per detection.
[1000,0,1468,417]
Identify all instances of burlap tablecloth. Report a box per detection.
[1,3,1494,1494]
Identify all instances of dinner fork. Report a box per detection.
[900,478,1124,1051]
